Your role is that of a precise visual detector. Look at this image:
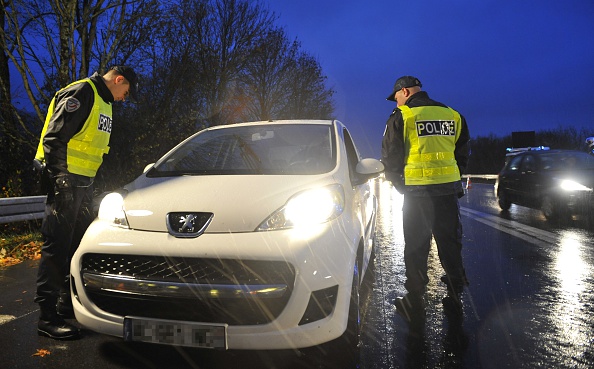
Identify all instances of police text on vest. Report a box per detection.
[416,120,455,137]
[98,114,113,133]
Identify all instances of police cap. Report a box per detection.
[112,66,138,102]
[386,76,422,101]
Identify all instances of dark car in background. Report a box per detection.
[495,149,594,220]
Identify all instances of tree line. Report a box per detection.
[0,0,334,196]
[466,126,593,174]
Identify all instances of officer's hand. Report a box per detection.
[455,180,466,198]
[385,171,406,194]
[54,174,72,190]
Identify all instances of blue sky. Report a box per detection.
[265,0,594,158]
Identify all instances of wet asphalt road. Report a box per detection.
[1,180,593,368]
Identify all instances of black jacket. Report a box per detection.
[41,72,114,179]
[381,91,470,196]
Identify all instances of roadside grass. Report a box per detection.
[0,221,42,267]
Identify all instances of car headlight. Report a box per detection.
[257,184,345,231]
[97,192,129,228]
[560,180,592,192]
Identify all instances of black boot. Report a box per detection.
[440,275,464,317]
[442,292,463,322]
[38,303,80,340]
[57,293,74,319]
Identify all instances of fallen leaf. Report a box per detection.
[0,256,21,267]
[32,349,51,357]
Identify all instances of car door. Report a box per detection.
[342,127,373,277]
[500,154,524,203]
[516,153,539,207]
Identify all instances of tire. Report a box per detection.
[498,190,511,210]
[322,262,361,367]
[541,195,567,220]
[344,261,361,350]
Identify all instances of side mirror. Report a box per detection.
[353,158,384,185]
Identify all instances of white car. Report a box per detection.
[71,120,383,352]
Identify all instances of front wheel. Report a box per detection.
[321,262,361,367]
[347,262,361,347]
[541,195,567,220]
[498,190,511,210]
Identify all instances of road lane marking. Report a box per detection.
[0,309,38,326]
[460,206,560,246]
[0,315,16,325]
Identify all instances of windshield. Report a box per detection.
[148,124,336,176]
[540,152,594,171]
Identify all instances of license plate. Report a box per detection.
[123,317,227,349]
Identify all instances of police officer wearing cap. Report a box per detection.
[33,66,138,339]
[381,75,470,321]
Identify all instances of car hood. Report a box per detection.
[120,174,339,233]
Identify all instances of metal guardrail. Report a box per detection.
[0,174,498,225]
[463,174,498,180]
[0,196,46,224]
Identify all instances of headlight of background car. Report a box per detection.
[257,184,345,231]
[97,192,130,228]
[560,179,593,192]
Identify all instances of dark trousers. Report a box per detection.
[402,193,467,294]
[35,181,94,306]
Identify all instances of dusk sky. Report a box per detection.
[265,0,594,158]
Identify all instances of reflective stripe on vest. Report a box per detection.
[35,79,112,178]
[400,105,462,185]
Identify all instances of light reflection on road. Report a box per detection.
[552,231,592,359]
[377,179,404,245]
[464,183,594,368]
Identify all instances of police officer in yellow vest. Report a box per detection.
[381,76,470,322]
[34,66,138,339]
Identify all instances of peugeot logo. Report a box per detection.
[167,212,214,238]
[178,214,197,233]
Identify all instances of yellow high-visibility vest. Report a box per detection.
[400,105,462,185]
[35,79,112,178]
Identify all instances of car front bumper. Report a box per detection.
[560,190,594,214]
[71,218,361,350]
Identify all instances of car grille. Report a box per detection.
[80,253,296,325]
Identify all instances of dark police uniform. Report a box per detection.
[34,72,114,338]
[382,90,470,297]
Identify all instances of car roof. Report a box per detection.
[204,119,336,132]
[516,149,584,156]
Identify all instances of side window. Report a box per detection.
[343,128,360,182]
[540,156,554,170]
[507,155,523,171]
[561,154,578,169]
[521,155,535,172]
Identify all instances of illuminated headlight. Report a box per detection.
[97,192,129,228]
[560,180,592,192]
[257,184,345,230]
